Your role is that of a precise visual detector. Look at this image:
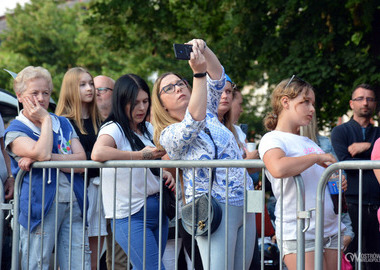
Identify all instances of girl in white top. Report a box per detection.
[91,74,174,270]
[258,76,342,270]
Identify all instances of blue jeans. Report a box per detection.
[196,203,256,270]
[112,195,169,270]
[20,200,91,270]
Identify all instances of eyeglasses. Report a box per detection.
[159,79,187,95]
[285,75,305,89]
[352,97,376,102]
[96,87,113,94]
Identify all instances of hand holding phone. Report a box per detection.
[173,44,193,60]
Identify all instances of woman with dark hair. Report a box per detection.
[91,74,174,270]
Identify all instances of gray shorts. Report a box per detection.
[278,233,341,256]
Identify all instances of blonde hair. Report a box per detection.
[264,77,314,131]
[300,113,318,143]
[224,88,244,149]
[151,72,189,149]
[55,67,101,134]
[14,66,53,95]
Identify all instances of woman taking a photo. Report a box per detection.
[151,39,255,270]
[55,67,106,269]
[91,74,174,270]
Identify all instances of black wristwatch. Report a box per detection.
[193,72,207,78]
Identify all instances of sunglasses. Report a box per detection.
[285,75,305,89]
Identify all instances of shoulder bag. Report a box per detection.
[181,127,222,236]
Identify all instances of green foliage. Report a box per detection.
[0,0,127,101]
[86,0,380,137]
[1,0,380,139]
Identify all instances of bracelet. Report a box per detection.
[193,72,207,78]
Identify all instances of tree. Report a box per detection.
[86,0,380,138]
[2,0,379,139]
[0,0,127,101]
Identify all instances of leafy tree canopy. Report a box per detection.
[1,0,380,139]
[86,0,380,138]
[0,0,127,101]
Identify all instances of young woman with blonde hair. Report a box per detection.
[151,39,256,270]
[56,67,106,269]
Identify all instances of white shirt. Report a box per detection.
[99,121,160,219]
[259,130,342,240]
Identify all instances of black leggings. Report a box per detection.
[178,220,204,270]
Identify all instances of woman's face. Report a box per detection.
[79,72,95,104]
[217,81,234,118]
[18,78,51,110]
[125,89,149,130]
[159,74,191,121]
[230,91,243,124]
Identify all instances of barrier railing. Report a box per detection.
[9,160,309,270]
[0,181,4,265]
[315,160,380,270]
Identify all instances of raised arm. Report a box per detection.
[186,40,208,121]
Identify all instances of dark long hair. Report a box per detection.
[104,74,152,151]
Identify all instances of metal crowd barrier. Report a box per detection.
[315,160,380,270]
[0,181,4,265]
[8,160,310,270]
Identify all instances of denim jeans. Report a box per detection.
[20,200,91,270]
[196,203,256,270]
[112,194,169,270]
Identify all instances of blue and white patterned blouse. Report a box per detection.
[160,70,253,206]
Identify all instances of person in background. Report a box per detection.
[370,138,380,234]
[230,88,244,126]
[300,113,354,251]
[0,113,14,270]
[92,73,174,270]
[0,113,14,199]
[331,83,380,269]
[151,39,256,269]
[259,76,342,270]
[4,66,90,269]
[94,75,114,121]
[218,76,259,169]
[56,67,107,270]
[94,75,129,270]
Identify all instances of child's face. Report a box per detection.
[289,88,315,127]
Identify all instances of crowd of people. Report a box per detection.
[0,39,379,270]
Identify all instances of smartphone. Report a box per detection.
[173,44,193,60]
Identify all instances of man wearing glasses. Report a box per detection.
[331,84,380,269]
[94,75,114,120]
